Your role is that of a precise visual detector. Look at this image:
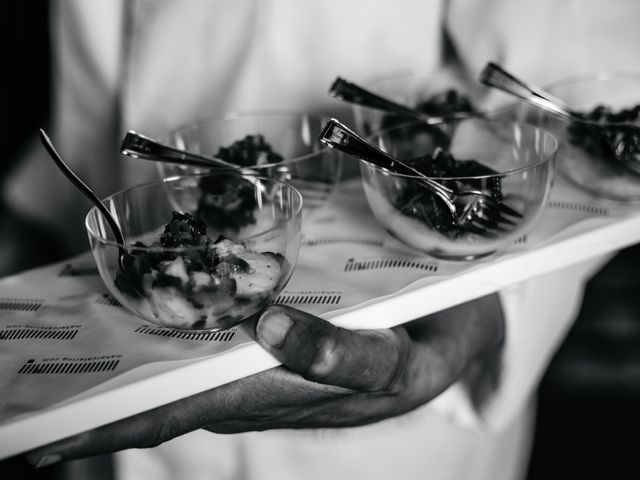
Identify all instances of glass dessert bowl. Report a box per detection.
[86,173,303,331]
[518,72,640,202]
[158,111,342,215]
[360,117,557,260]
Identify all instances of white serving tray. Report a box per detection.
[1,178,639,459]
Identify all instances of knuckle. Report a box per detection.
[379,329,412,394]
[144,417,182,448]
[305,334,341,380]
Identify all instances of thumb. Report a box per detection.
[255,305,409,392]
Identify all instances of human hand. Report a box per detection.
[27,294,504,467]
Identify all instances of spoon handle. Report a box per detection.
[329,77,431,122]
[329,77,475,123]
[120,130,242,171]
[39,129,125,246]
[479,62,578,121]
[318,118,441,184]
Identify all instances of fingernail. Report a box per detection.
[256,309,292,348]
[33,454,62,468]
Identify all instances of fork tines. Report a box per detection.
[496,201,523,220]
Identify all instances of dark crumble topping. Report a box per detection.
[567,104,640,175]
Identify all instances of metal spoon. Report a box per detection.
[329,77,470,147]
[479,62,580,121]
[121,130,259,174]
[39,129,126,246]
[39,129,142,296]
[480,62,640,175]
[329,77,475,124]
[120,130,274,197]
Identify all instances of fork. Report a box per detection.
[479,62,640,174]
[318,118,522,234]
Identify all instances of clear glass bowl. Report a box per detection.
[351,70,492,137]
[361,117,557,260]
[85,173,303,331]
[159,111,342,215]
[518,73,640,202]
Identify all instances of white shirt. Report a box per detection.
[8,0,639,478]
